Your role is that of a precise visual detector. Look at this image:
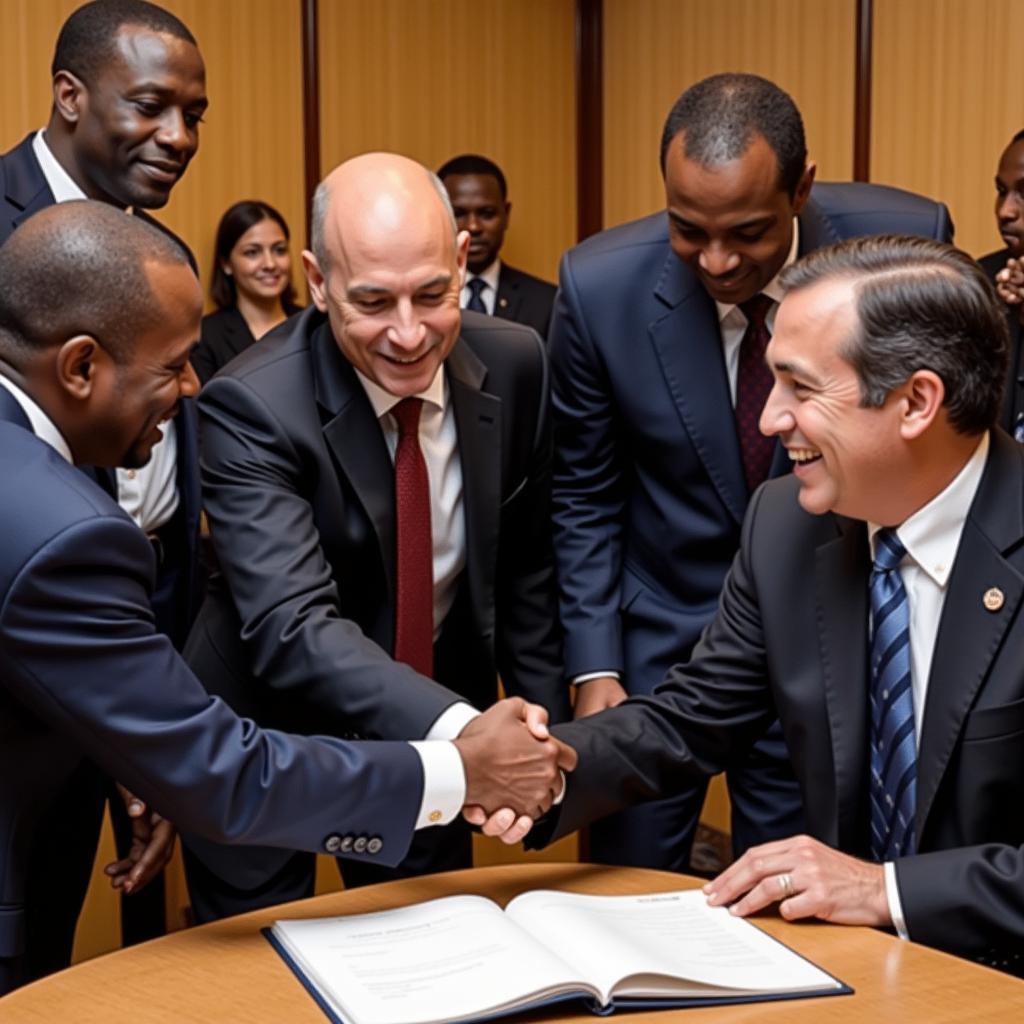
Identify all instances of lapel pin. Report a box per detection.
[983,587,1005,612]
[499,297,508,308]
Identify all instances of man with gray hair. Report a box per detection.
[532,233,1024,972]
[549,72,953,873]
[0,200,569,994]
[182,152,569,921]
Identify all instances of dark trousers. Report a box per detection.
[184,818,473,924]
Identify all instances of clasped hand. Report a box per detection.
[455,697,577,845]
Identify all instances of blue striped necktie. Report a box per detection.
[466,277,488,313]
[869,527,917,861]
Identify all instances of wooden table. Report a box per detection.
[3,862,1022,1022]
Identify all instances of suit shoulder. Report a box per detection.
[810,181,948,237]
[457,311,546,380]
[566,211,668,263]
[0,427,143,584]
[501,264,556,296]
[209,307,314,384]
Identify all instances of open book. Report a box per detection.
[266,888,851,1023]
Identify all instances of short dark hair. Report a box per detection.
[660,73,807,198]
[437,154,508,199]
[209,200,299,313]
[780,234,1008,435]
[52,0,196,82]
[1010,128,1024,147]
[0,200,190,365]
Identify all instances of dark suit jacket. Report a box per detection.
[978,248,1024,437]
[192,306,256,385]
[546,430,1024,966]
[494,263,557,338]
[550,182,954,692]
[0,386,421,993]
[0,132,202,648]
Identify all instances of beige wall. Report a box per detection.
[602,0,856,228]
[872,0,1024,257]
[318,0,576,284]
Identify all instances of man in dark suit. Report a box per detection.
[528,233,1024,971]
[439,154,557,338]
[0,200,568,994]
[0,0,209,969]
[550,73,953,873]
[978,129,1024,440]
[182,152,570,921]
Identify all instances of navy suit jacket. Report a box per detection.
[545,431,1024,969]
[550,182,953,691]
[0,132,202,648]
[494,263,557,339]
[0,388,421,992]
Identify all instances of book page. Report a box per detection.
[506,889,841,1002]
[272,894,589,1024]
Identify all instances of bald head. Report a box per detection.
[0,200,192,364]
[303,153,469,398]
[310,153,458,277]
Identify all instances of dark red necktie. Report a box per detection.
[735,293,775,493]
[392,398,434,677]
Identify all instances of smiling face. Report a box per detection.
[61,25,207,209]
[443,172,510,274]
[995,138,1024,258]
[304,162,468,398]
[664,131,813,305]
[224,217,291,305]
[89,260,202,468]
[759,278,909,522]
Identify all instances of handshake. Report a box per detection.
[453,698,578,844]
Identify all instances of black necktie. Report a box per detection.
[466,277,487,313]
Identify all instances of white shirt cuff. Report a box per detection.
[884,861,910,940]
[409,741,466,829]
[573,671,621,685]
[426,702,478,740]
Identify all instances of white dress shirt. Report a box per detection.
[872,432,990,939]
[576,224,800,687]
[0,368,473,831]
[460,258,501,316]
[32,129,179,535]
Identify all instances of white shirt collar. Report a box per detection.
[467,258,501,294]
[716,219,800,325]
[0,373,74,463]
[32,129,88,203]
[354,364,447,419]
[868,432,990,587]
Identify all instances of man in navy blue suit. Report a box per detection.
[0,201,570,994]
[0,0,210,970]
[550,73,953,872]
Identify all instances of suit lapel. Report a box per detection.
[649,251,748,523]
[447,339,501,639]
[311,320,398,601]
[495,266,521,323]
[2,136,56,235]
[796,196,843,257]
[815,516,870,849]
[916,433,1024,836]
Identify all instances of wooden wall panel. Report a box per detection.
[603,0,857,229]
[317,0,576,284]
[0,0,307,308]
[872,0,1024,257]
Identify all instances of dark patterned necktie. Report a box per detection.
[466,277,488,313]
[392,398,433,677]
[869,527,917,861]
[735,294,776,493]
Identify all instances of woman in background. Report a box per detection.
[191,200,302,384]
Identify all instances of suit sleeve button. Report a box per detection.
[367,837,383,854]
[353,836,368,853]
[324,834,342,853]
[340,836,354,853]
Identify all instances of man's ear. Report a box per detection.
[899,369,945,440]
[791,161,817,215]
[455,229,470,285]
[52,70,87,126]
[301,250,329,312]
[55,335,104,399]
